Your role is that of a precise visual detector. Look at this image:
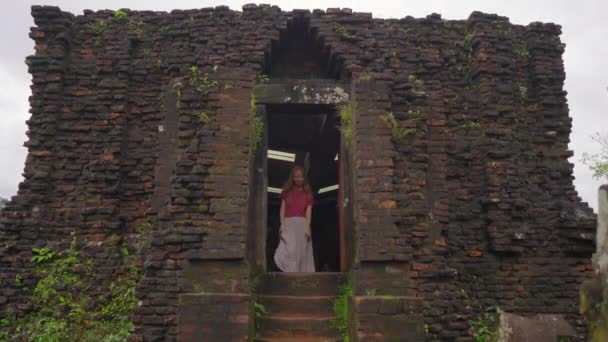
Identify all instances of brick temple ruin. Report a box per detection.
[0,4,599,341]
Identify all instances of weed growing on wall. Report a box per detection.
[339,103,353,149]
[250,94,264,152]
[330,277,352,342]
[1,233,141,341]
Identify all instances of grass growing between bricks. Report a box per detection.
[330,277,352,342]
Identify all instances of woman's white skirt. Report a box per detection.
[274,217,315,272]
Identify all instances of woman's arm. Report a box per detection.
[305,205,312,240]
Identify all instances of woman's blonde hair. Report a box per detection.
[282,165,312,195]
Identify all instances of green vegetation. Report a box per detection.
[256,74,270,84]
[89,19,108,35]
[582,133,608,181]
[460,289,500,342]
[330,278,352,342]
[513,39,531,61]
[128,18,144,37]
[172,82,183,104]
[517,82,528,104]
[460,120,481,130]
[381,102,423,141]
[470,306,501,342]
[334,24,353,40]
[250,94,264,152]
[580,286,608,342]
[87,19,108,47]
[339,103,353,148]
[188,65,219,95]
[463,32,474,64]
[112,9,128,19]
[246,261,266,339]
[196,111,210,124]
[1,233,141,341]
[381,112,413,140]
[408,74,425,91]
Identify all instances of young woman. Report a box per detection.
[273,165,315,272]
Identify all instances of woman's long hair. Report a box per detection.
[282,165,312,195]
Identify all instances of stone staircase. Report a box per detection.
[255,272,346,342]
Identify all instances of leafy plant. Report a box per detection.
[31,247,56,264]
[381,111,418,140]
[463,32,475,64]
[89,19,108,35]
[128,18,144,37]
[188,66,219,95]
[256,74,270,83]
[254,302,267,319]
[470,306,501,342]
[339,103,353,148]
[381,112,408,140]
[581,133,608,181]
[330,279,352,342]
[517,82,528,104]
[196,111,210,123]
[4,233,142,341]
[461,120,481,130]
[112,9,128,19]
[334,24,353,40]
[251,115,264,152]
[365,288,377,296]
[87,19,108,47]
[513,39,531,61]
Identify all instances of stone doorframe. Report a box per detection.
[247,79,352,273]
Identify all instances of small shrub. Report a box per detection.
[471,306,501,342]
[112,10,128,19]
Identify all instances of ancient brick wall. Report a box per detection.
[0,4,595,341]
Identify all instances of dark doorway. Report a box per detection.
[265,103,341,272]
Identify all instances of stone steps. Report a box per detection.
[255,272,345,341]
[258,315,341,338]
[259,294,336,316]
[258,272,346,296]
[256,337,342,342]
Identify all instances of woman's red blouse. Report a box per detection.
[281,189,314,218]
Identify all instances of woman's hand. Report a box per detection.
[305,225,311,241]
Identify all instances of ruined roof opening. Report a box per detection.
[265,16,343,80]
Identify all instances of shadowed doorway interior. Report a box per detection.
[265,103,341,272]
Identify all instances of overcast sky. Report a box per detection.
[1,0,606,210]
